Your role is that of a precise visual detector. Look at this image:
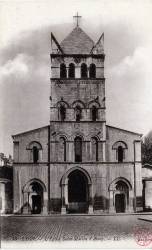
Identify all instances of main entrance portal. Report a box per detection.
[68,170,89,213]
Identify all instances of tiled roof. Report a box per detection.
[60,27,94,54]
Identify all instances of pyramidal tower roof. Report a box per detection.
[60,26,94,54]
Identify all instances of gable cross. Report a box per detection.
[73,12,82,27]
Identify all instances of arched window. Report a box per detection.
[74,136,82,162]
[89,63,96,78]
[28,141,42,163]
[118,146,123,163]
[60,63,67,78]
[91,105,98,121]
[112,141,127,163]
[60,137,66,161]
[59,105,66,121]
[68,63,75,78]
[33,146,39,163]
[75,105,82,121]
[81,63,87,78]
[91,137,98,161]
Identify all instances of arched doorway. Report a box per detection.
[115,181,129,213]
[22,179,47,215]
[68,170,88,213]
[109,178,133,213]
[30,182,43,214]
[61,167,93,214]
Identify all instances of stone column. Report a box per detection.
[61,184,66,214]
[109,191,115,213]
[128,190,134,212]
[102,142,106,162]
[22,192,29,214]
[88,184,93,214]
[0,182,5,214]
[43,192,48,215]
[69,142,73,162]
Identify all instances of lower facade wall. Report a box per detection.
[13,163,143,214]
[143,180,152,211]
[49,163,142,214]
[0,181,13,214]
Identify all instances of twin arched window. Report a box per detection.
[60,63,96,79]
[60,63,75,79]
[81,63,96,78]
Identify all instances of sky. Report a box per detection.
[0,0,152,156]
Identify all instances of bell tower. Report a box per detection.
[49,16,106,213]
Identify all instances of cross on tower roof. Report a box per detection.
[73,12,82,27]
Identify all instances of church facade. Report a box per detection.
[12,22,143,214]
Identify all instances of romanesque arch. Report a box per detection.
[109,177,133,213]
[112,141,128,163]
[27,141,42,163]
[60,167,93,214]
[22,179,47,215]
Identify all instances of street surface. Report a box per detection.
[1,214,152,248]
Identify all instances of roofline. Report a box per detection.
[12,125,49,138]
[106,125,142,137]
[50,54,105,58]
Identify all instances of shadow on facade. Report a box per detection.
[14,202,32,214]
[93,195,109,211]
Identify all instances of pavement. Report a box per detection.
[1,214,152,246]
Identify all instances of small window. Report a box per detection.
[81,63,87,78]
[112,141,127,163]
[75,136,82,162]
[60,63,67,78]
[118,146,123,162]
[33,146,39,163]
[60,137,66,161]
[89,64,96,78]
[68,63,75,78]
[91,106,98,121]
[59,105,66,121]
[75,106,82,121]
[91,137,98,161]
[28,141,42,163]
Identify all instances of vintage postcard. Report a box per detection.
[0,0,152,249]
